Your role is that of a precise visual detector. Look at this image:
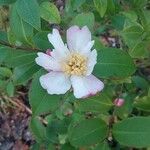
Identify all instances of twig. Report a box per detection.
[1,94,48,125]
[0,40,41,51]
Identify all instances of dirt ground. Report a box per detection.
[0,88,34,150]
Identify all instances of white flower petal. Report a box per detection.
[71,75,104,99]
[86,49,97,76]
[67,26,91,52]
[40,72,71,95]
[48,29,69,59]
[81,40,95,55]
[35,52,61,71]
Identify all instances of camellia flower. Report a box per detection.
[35,26,104,99]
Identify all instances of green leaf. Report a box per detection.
[113,117,150,148]
[132,76,149,90]
[0,47,10,64]
[33,31,51,50]
[68,118,108,147]
[121,25,144,48]
[93,36,104,50]
[0,67,12,77]
[94,48,136,78]
[40,2,60,24]
[132,0,147,8]
[30,117,47,143]
[71,13,95,31]
[7,29,17,45]
[0,79,7,90]
[94,141,110,150]
[122,10,138,22]
[16,0,41,30]
[148,88,150,97]
[129,41,149,58]
[29,69,61,116]
[0,0,16,5]
[93,0,107,17]
[106,0,115,15]
[76,93,113,113]
[140,10,150,30]
[0,47,37,67]
[111,14,126,30]
[0,31,8,42]
[0,48,39,85]
[46,118,71,143]
[12,61,40,85]
[10,4,34,45]
[122,25,144,40]
[61,143,76,150]
[71,0,86,10]
[134,96,150,112]
[6,81,15,97]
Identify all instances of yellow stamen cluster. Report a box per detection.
[63,53,87,76]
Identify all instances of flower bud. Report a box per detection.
[114,98,124,107]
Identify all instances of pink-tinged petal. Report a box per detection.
[35,52,61,71]
[40,72,71,95]
[67,26,91,52]
[86,49,97,76]
[46,49,52,56]
[48,29,69,59]
[70,74,104,99]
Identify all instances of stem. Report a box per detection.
[0,40,41,51]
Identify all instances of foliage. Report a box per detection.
[0,0,150,149]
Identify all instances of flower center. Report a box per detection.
[62,53,87,76]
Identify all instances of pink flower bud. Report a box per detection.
[114,98,124,107]
[46,49,52,56]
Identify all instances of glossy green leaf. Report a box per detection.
[132,76,149,90]
[148,88,150,97]
[0,67,12,77]
[93,0,107,17]
[129,41,149,58]
[29,69,61,116]
[94,48,136,78]
[71,13,95,31]
[68,118,108,147]
[16,0,41,30]
[0,79,7,90]
[46,118,71,143]
[71,0,86,10]
[61,143,76,150]
[6,81,15,97]
[111,14,125,30]
[113,117,150,148]
[40,2,60,24]
[134,96,150,112]
[106,0,115,15]
[0,47,37,67]
[12,61,40,85]
[76,93,113,113]
[30,117,47,143]
[10,4,33,45]
[33,31,51,50]
[0,31,8,42]
[0,0,16,5]
[94,141,110,150]
[121,25,144,48]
